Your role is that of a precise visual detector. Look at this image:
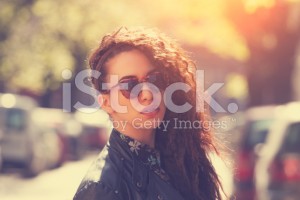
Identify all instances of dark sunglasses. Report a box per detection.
[100,70,166,99]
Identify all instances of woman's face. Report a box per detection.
[101,49,166,133]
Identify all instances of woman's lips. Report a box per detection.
[140,107,160,117]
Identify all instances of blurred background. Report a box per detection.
[0,0,300,199]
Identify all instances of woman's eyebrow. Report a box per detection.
[119,75,137,82]
[119,68,157,81]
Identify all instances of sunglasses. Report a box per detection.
[100,70,166,99]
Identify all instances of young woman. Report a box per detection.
[73,27,224,200]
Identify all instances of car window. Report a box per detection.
[282,122,300,153]
[244,119,274,149]
[5,108,26,131]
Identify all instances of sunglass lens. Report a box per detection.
[120,78,139,99]
[147,72,165,89]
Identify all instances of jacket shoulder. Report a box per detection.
[73,146,122,200]
[73,181,119,200]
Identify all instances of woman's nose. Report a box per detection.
[138,83,154,103]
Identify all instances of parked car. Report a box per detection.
[0,128,2,171]
[40,126,64,168]
[0,93,47,176]
[31,107,84,161]
[74,108,111,151]
[255,102,300,200]
[233,105,282,200]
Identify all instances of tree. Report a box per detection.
[5,0,295,109]
[0,0,148,108]
[226,0,300,106]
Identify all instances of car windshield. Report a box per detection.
[5,108,26,131]
[282,122,300,153]
[244,119,274,149]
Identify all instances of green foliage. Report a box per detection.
[0,0,250,94]
[0,0,148,93]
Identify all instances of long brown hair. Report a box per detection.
[89,26,224,200]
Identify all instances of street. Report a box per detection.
[0,154,95,200]
[0,152,233,200]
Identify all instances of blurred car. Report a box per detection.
[0,128,2,171]
[74,108,111,151]
[0,93,47,176]
[40,126,64,168]
[31,107,84,161]
[233,105,282,200]
[255,102,300,200]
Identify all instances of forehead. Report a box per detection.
[105,50,155,79]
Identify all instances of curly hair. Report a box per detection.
[88,26,225,200]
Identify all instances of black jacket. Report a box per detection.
[73,128,185,200]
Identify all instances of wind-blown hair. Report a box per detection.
[89,26,224,200]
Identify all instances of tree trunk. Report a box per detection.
[246,29,297,107]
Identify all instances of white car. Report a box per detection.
[232,106,280,200]
[0,127,3,170]
[31,107,83,161]
[255,102,300,200]
[0,93,47,176]
[74,107,111,150]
